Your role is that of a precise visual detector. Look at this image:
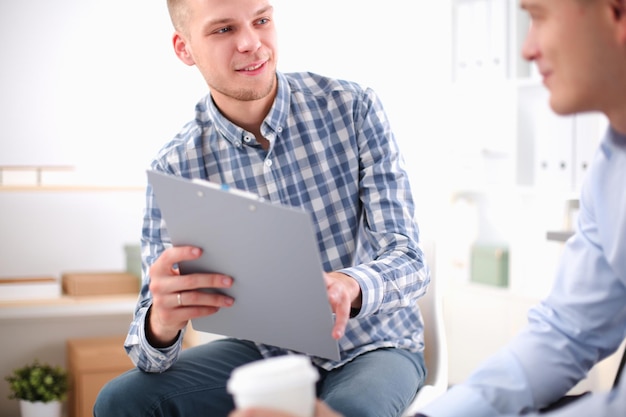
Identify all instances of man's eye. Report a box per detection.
[216,26,232,34]
[257,18,269,25]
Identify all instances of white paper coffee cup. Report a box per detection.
[227,355,319,417]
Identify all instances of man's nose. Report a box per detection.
[236,27,262,53]
[521,22,538,63]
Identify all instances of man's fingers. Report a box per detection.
[158,246,202,271]
[327,285,349,339]
[175,289,234,308]
[176,273,233,292]
[331,300,349,339]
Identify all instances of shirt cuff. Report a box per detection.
[338,266,382,317]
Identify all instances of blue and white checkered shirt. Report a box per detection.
[125,71,430,372]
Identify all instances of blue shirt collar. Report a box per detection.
[205,71,290,148]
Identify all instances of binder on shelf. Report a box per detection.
[454,1,475,82]
[0,277,60,301]
[535,108,574,191]
[453,0,509,82]
[518,83,575,190]
[573,113,608,192]
[472,0,489,80]
[487,0,508,79]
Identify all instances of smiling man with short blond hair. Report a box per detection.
[93,0,429,416]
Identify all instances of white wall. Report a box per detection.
[274,1,454,237]
[0,0,207,185]
[0,191,145,276]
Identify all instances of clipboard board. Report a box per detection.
[147,170,341,361]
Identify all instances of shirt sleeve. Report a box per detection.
[123,170,186,373]
[418,349,535,417]
[338,87,428,318]
[518,383,626,417]
[419,382,625,417]
[124,303,185,373]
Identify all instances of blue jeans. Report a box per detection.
[94,338,426,417]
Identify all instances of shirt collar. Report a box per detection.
[608,125,626,146]
[205,71,290,148]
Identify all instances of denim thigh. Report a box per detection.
[318,348,426,417]
[93,338,263,417]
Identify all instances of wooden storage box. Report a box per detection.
[66,336,134,417]
[62,272,139,296]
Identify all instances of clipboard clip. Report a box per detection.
[191,178,264,203]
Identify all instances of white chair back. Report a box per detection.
[403,240,449,416]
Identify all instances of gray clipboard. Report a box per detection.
[147,170,340,361]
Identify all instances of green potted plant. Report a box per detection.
[5,359,68,417]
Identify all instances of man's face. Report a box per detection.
[521,0,623,115]
[174,0,278,105]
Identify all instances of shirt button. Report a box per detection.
[265,159,273,167]
[244,136,252,143]
[234,141,242,148]
[277,126,283,133]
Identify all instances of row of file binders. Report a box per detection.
[453,0,510,82]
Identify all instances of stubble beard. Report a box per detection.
[213,73,276,102]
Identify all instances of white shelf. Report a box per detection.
[0,185,144,192]
[0,165,145,192]
[0,295,137,319]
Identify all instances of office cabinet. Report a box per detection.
[66,336,133,417]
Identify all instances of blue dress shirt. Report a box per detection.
[420,126,626,416]
[124,71,430,373]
